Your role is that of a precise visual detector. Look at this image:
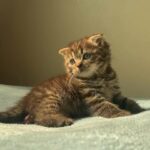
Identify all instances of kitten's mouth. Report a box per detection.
[72,70,81,77]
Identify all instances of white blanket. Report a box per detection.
[0,84,150,150]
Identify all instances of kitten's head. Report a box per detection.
[59,33,111,78]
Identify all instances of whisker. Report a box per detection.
[68,73,74,87]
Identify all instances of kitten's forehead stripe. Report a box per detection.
[80,48,83,54]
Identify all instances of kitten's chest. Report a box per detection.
[79,79,120,100]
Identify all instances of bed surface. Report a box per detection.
[0,84,150,150]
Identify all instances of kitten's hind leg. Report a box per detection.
[31,98,74,127]
[112,94,145,114]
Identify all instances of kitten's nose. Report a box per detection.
[77,63,83,69]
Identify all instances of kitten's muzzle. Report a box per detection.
[77,63,85,72]
[77,63,83,69]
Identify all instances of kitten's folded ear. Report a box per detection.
[88,33,103,46]
[88,33,110,49]
[58,47,70,56]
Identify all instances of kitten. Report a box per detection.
[0,33,145,127]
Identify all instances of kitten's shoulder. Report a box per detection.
[36,74,68,87]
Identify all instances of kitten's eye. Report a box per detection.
[83,53,92,59]
[70,59,75,65]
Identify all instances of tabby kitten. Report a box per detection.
[0,33,145,127]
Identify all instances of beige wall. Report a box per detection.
[0,0,150,98]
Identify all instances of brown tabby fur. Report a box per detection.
[0,33,145,127]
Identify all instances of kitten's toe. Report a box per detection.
[24,115,34,124]
[55,117,74,127]
[35,115,74,127]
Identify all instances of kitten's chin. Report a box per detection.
[77,71,94,78]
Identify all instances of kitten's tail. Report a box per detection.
[0,101,25,123]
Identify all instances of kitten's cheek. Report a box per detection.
[68,68,72,73]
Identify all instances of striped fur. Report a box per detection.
[0,33,145,127]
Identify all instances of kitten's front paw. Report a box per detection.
[112,110,131,118]
[52,116,74,127]
[35,115,74,127]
